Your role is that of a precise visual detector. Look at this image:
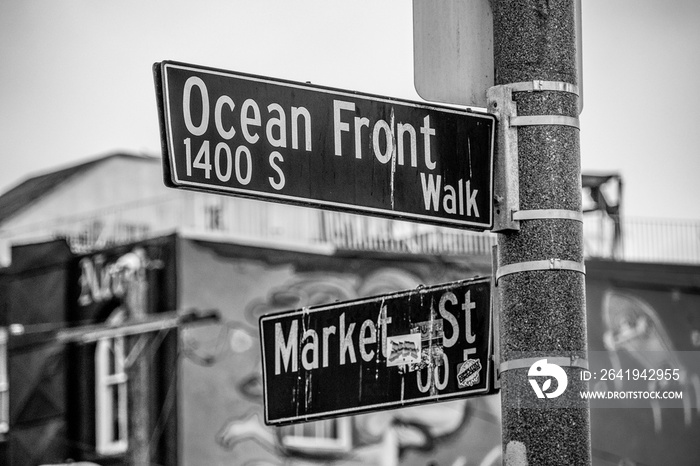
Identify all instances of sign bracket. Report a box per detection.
[488,80,583,233]
[488,85,520,232]
[491,244,502,388]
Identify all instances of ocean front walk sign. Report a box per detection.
[154,61,496,230]
[259,278,494,425]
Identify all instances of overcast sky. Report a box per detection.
[1,0,699,219]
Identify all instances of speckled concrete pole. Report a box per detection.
[492,1,591,465]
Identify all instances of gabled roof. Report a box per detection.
[0,153,158,224]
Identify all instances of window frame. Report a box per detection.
[95,334,129,455]
[281,417,352,454]
[0,328,8,435]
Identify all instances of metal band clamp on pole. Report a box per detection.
[496,258,586,284]
[510,115,580,129]
[507,80,580,96]
[499,356,589,374]
[512,209,583,222]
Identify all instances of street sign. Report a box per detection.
[413,0,583,113]
[154,61,496,230]
[259,277,495,425]
[413,0,494,108]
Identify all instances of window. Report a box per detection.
[0,328,7,435]
[280,418,352,454]
[205,202,224,231]
[95,335,128,454]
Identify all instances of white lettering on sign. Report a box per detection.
[331,99,437,173]
[214,143,232,182]
[333,100,354,156]
[271,290,483,393]
[417,351,449,393]
[79,255,127,306]
[439,292,460,348]
[291,107,312,151]
[339,312,357,365]
[183,76,209,136]
[420,115,436,170]
[180,76,314,191]
[214,96,235,140]
[176,72,487,222]
[78,249,148,306]
[268,151,285,190]
[420,175,480,218]
[463,290,476,344]
[372,118,394,164]
[378,304,392,358]
[397,122,418,167]
[275,320,298,375]
[359,319,377,362]
[301,328,319,371]
[241,98,261,144]
[266,103,286,148]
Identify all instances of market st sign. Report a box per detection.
[259,278,494,425]
[154,61,496,230]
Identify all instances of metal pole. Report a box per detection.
[491,1,591,464]
[126,260,151,466]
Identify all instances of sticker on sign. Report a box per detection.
[258,277,495,425]
[154,61,496,230]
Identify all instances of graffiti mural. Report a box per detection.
[585,259,700,466]
[181,259,500,466]
[178,241,700,466]
[600,289,700,432]
[224,270,468,464]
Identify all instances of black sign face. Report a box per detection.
[259,278,494,425]
[154,61,496,230]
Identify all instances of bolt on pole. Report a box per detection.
[490,0,591,464]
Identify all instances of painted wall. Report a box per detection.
[177,237,498,466]
[586,260,700,466]
[1,240,73,466]
[1,236,179,466]
[3,156,169,236]
[177,239,700,466]
[5,234,698,465]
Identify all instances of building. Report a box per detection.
[1,233,501,465]
[0,237,179,465]
[2,153,698,269]
[1,153,699,465]
[0,153,488,267]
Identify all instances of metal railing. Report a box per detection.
[619,217,700,265]
[583,213,700,264]
[320,210,496,255]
